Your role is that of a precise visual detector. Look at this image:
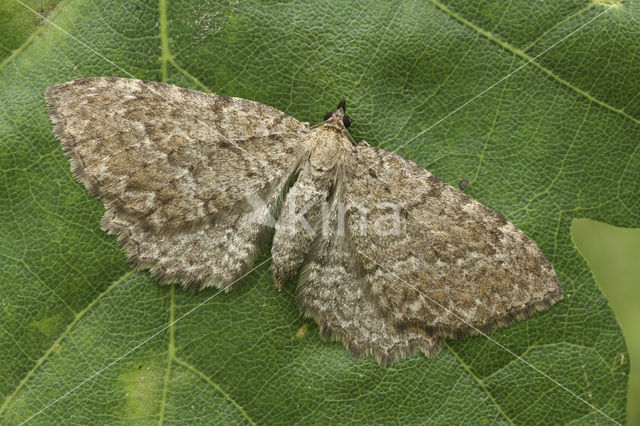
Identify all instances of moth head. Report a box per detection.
[324,99,351,129]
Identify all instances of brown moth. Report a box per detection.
[45,77,562,366]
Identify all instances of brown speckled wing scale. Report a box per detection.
[46,77,308,289]
[342,145,563,340]
[296,175,441,366]
[46,79,563,365]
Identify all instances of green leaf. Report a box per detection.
[0,0,635,423]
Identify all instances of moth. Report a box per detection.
[46,77,562,365]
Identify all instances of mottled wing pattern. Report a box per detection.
[297,177,440,365]
[46,77,307,289]
[345,145,562,338]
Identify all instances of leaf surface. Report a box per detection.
[0,0,636,423]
